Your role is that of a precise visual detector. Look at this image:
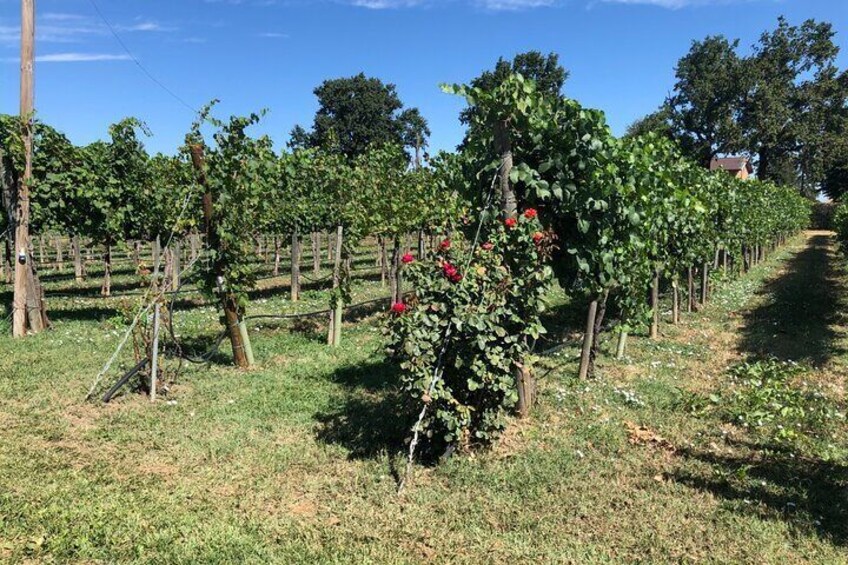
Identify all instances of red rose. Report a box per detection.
[390,302,407,314]
[504,217,517,229]
[524,208,538,220]
[401,253,414,264]
[481,242,494,251]
[532,231,544,244]
[442,261,461,282]
[439,239,451,251]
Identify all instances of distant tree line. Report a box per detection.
[625,16,848,199]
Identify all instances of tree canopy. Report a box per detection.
[290,73,428,161]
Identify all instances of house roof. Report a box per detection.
[710,156,754,174]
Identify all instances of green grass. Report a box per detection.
[1,232,847,563]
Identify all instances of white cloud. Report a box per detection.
[0,14,176,47]
[117,21,177,33]
[257,31,289,38]
[347,0,423,8]
[0,52,131,63]
[476,0,555,10]
[598,0,753,8]
[341,0,554,9]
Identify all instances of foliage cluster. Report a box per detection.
[387,210,552,451]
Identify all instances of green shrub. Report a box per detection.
[387,209,552,454]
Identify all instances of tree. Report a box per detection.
[291,73,426,161]
[823,135,848,200]
[459,51,568,145]
[463,51,567,111]
[741,17,846,188]
[624,106,676,142]
[667,36,746,166]
[399,108,430,167]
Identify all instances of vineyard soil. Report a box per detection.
[0,232,846,563]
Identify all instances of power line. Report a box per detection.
[84,0,199,115]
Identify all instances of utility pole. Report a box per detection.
[13,0,38,337]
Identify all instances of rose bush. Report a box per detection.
[387,209,553,454]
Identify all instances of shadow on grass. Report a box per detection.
[165,332,233,366]
[737,233,847,367]
[249,296,393,344]
[246,270,382,302]
[314,360,413,462]
[671,441,848,545]
[537,291,598,353]
[47,306,120,323]
[43,280,147,299]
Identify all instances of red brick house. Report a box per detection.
[710,156,753,180]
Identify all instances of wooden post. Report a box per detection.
[150,303,160,402]
[333,226,343,346]
[223,295,249,368]
[578,299,599,379]
[588,290,609,377]
[12,0,41,337]
[615,330,628,359]
[238,320,255,366]
[255,236,264,261]
[189,143,249,368]
[380,237,388,288]
[131,241,140,272]
[312,231,320,276]
[54,236,63,272]
[171,239,181,291]
[672,279,679,324]
[494,119,533,416]
[700,262,708,306]
[24,239,45,332]
[101,243,112,297]
[650,271,659,339]
[72,235,84,283]
[494,120,516,216]
[273,236,281,277]
[190,232,199,263]
[152,235,161,287]
[290,229,300,302]
[328,225,343,346]
[417,228,425,259]
[687,266,694,313]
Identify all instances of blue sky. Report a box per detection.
[0,0,846,155]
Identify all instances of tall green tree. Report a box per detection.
[459,51,568,145]
[742,17,846,189]
[667,36,746,166]
[623,106,676,142]
[463,51,567,113]
[291,73,427,161]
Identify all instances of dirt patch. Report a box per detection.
[625,421,676,454]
